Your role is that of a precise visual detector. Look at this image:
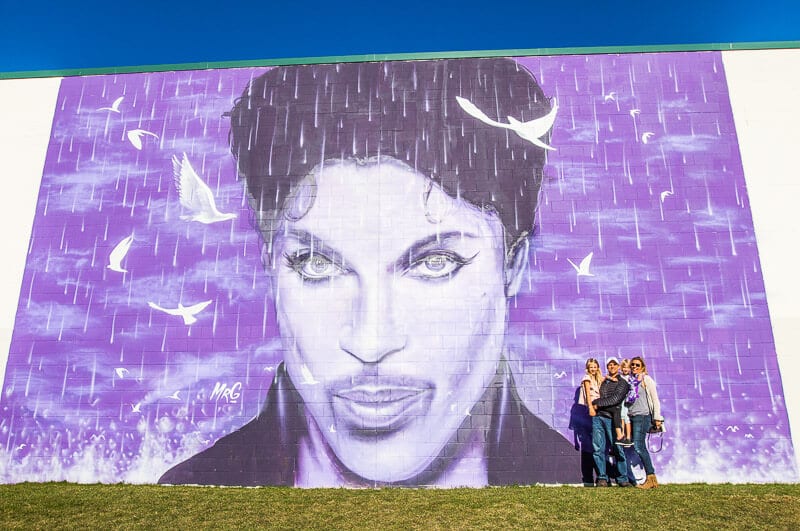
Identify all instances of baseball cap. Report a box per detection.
[606,357,620,366]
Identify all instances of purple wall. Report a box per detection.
[0,52,794,485]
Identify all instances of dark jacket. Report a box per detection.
[593,376,630,420]
[159,361,580,486]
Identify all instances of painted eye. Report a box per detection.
[309,256,332,274]
[406,251,471,280]
[423,255,447,271]
[285,251,345,282]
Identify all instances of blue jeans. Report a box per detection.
[630,414,656,475]
[591,416,628,483]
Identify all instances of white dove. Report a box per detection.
[131,402,142,413]
[148,300,213,325]
[660,190,674,202]
[603,91,617,102]
[641,132,655,144]
[114,367,129,379]
[567,252,595,277]
[126,129,159,150]
[167,391,182,401]
[172,153,237,224]
[107,234,134,273]
[99,96,124,113]
[455,96,558,151]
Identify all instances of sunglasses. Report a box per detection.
[631,363,643,367]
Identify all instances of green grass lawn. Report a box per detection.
[1,483,798,529]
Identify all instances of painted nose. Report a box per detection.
[338,278,407,363]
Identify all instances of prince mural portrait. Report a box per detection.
[0,52,794,487]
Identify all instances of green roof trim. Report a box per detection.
[2,40,800,80]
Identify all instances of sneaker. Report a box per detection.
[617,480,634,487]
[596,479,609,487]
[619,438,634,447]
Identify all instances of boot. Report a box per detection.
[637,474,658,489]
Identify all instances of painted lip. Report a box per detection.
[332,382,433,432]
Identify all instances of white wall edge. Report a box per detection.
[0,77,61,392]
[723,48,800,473]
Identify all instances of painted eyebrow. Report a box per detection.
[392,231,480,270]
[281,229,344,264]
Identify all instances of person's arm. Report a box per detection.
[582,380,596,416]
[645,375,663,422]
[593,379,630,409]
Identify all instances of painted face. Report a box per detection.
[272,158,513,483]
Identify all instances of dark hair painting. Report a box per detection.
[228,58,553,251]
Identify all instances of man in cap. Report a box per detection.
[590,357,633,487]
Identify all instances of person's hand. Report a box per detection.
[654,420,663,428]
[589,407,596,417]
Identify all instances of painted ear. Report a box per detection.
[505,238,530,298]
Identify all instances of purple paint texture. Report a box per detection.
[0,52,795,483]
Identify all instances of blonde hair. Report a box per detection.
[620,358,631,369]
[585,358,603,388]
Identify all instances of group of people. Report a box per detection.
[577,356,663,489]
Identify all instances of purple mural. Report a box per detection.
[0,52,795,486]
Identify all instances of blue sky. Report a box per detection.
[2,0,800,73]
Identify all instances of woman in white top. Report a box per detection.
[581,358,603,417]
[627,356,663,489]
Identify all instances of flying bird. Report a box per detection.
[300,364,319,385]
[603,91,617,102]
[553,371,567,379]
[107,234,134,273]
[131,402,142,413]
[167,391,182,401]
[98,96,124,113]
[455,96,558,151]
[641,132,655,144]
[567,252,595,277]
[114,367,129,379]
[660,190,674,202]
[629,109,641,118]
[725,425,740,432]
[148,300,213,325]
[172,153,237,224]
[126,129,159,150]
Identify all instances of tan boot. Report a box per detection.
[637,474,658,489]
